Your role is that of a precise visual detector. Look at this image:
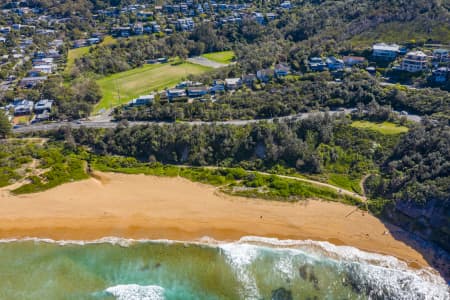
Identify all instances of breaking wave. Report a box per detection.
[1,236,448,299]
[105,284,165,300]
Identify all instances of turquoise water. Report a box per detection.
[0,237,447,300]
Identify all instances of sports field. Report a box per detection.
[351,121,409,135]
[201,51,235,64]
[94,62,211,112]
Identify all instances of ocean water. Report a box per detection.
[0,236,448,300]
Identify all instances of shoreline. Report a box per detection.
[0,172,431,270]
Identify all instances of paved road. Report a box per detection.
[187,56,229,69]
[13,109,422,133]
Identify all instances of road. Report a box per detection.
[187,56,229,69]
[12,109,422,134]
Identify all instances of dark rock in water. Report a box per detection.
[299,265,308,280]
[271,287,293,300]
[299,264,320,290]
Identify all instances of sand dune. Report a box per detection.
[0,172,428,268]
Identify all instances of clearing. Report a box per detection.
[201,51,235,64]
[351,121,409,135]
[94,62,211,112]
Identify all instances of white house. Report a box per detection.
[372,43,400,60]
[400,51,428,72]
[225,78,242,90]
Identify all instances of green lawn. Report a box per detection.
[201,51,235,64]
[351,121,409,135]
[94,62,211,112]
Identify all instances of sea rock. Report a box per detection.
[271,287,293,300]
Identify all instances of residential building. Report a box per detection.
[210,80,225,92]
[34,99,54,113]
[129,95,154,106]
[326,56,344,71]
[343,56,366,67]
[372,43,400,60]
[187,86,209,97]
[242,74,257,86]
[12,100,34,115]
[280,1,292,9]
[32,64,53,74]
[177,18,195,31]
[433,49,449,62]
[19,76,47,88]
[225,78,242,90]
[432,67,448,83]
[34,110,50,122]
[400,51,428,72]
[274,63,291,77]
[167,88,187,100]
[256,69,274,82]
[308,57,327,71]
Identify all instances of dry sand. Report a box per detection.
[0,172,428,268]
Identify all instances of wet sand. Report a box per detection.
[0,172,429,269]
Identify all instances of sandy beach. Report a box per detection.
[0,172,429,268]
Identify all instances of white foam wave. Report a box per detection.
[0,235,448,299]
[105,284,165,300]
[220,243,261,300]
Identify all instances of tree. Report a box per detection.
[0,111,11,139]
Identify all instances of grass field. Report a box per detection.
[94,62,211,112]
[201,51,235,64]
[351,121,409,135]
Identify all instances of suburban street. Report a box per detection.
[12,108,422,133]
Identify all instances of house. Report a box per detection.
[31,64,53,74]
[177,18,195,31]
[12,100,34,115]
[372,43,400,60]
[87,37,101,45]
[431,67,448,83]
[33,110,50,122]
[266,13,277,21]
[129,94,154,106]
[433,49,449,63]
[242,73,257,86]
[326,56,344,71]
[167,88,187,100]
[73,39,88,48]
[280,1,292,9]
[343,56,366,67]
[112,26,131,37]
[187,86,209,97]
[253,12,265,24]
[308,57,327,71]
[133,23,144,35]
[19,76,47,88]
[257,69,274,82]
[400,51,428,72]
[210,80,225,92]
[225,78,242,90]
[34,99,53,113]
[274,63,291,77]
